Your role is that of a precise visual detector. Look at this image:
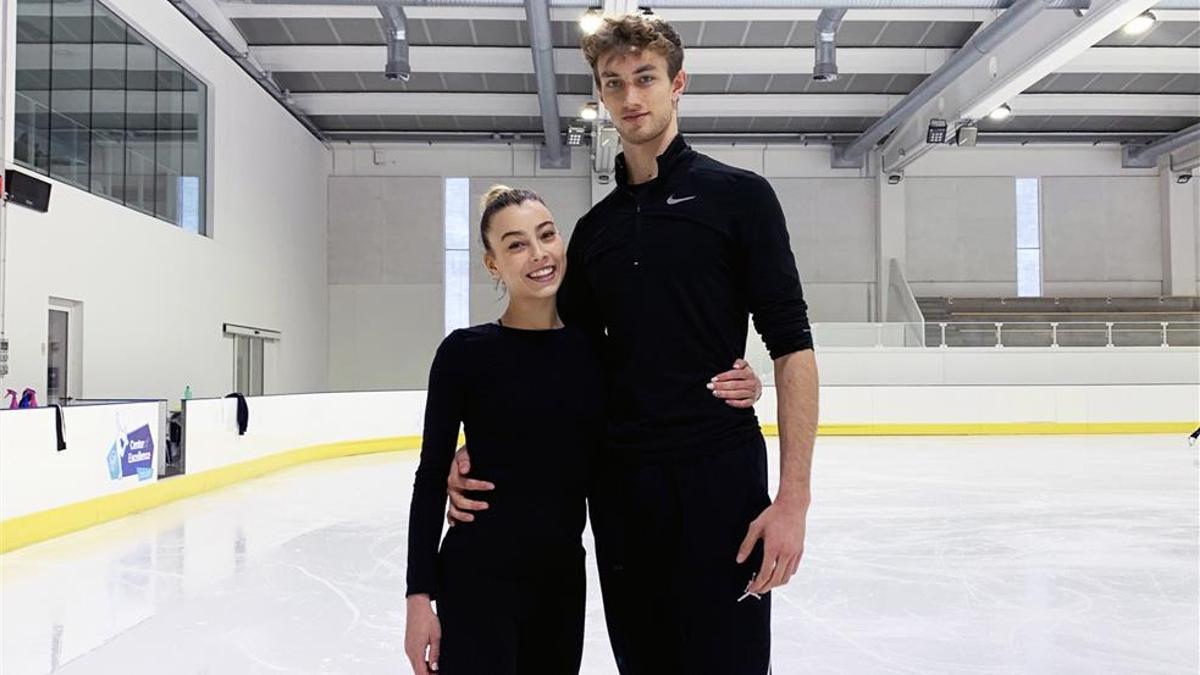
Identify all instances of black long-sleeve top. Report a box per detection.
[558,133,813,463]
[405,323,604,599]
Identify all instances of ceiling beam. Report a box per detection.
[1063,47,1200,73]
[292,92,890,115]
[877,0,1163,173]
[214,2,1197,21]
[247,44,1197,75]
[1008,92,1200,115]
[250,46,955,74]
[1122,121,1200,166]
[290,91,1198,116]
[215,3,992,20]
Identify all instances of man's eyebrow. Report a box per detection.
[601,64,658,78]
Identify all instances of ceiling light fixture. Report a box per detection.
[1122,11,1157,35]
[580,10,604,35]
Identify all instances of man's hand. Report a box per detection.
[404,594,441,674]
[446,445,494,526]
[736,494,809,595]
[708,358,763,409]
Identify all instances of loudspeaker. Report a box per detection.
[3,169,52,212]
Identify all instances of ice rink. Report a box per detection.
[2,434,1196,675]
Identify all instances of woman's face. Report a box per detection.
[484,200,566,301]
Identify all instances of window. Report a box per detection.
[444,177,470,336]
[15,0,208,234]
[1015,177,1042,297]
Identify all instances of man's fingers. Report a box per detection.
[784,553,802,583]
[736,520,763,564]
[765,551,792,591]
[460,478,495,492]
[778,554,795,587]
[406,643,429,675]
[752,547,778,594]
[772,548,803,590]
[428,633,441,673]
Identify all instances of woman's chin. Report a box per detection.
[514,283,561,300]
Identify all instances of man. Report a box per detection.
[448,13,819,674]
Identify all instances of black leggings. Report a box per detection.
[435,539,585,675]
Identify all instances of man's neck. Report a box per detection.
[622,124,679,186]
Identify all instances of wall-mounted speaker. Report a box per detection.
[3,169,52,213]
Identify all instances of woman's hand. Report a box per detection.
[709,358,763,408]
[405,595,442,674]
[446,445,494,526]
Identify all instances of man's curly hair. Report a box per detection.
[581,14,685,87]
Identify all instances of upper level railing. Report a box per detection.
[811,321,1200,348]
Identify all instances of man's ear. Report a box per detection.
[672,68,688,102]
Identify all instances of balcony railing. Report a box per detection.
[810,321,1200,348]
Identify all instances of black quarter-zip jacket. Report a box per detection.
[558,133,813,463]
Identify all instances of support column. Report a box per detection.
[1,0,13,376]
[876,158,907,321]
[1160,158,1200,296]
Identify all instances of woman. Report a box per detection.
[404,186,760,674]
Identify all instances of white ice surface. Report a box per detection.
[1,435,1196,674]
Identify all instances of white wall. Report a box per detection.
[774,178,876,321]
[905,176,1018,297]
[0,0,331,401]
[1043,176,1163,296]
[905,145,1170,298]
[327,175,444,391]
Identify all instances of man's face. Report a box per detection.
[596,47,686,148]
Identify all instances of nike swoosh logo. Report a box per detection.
[666,194,696,205]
